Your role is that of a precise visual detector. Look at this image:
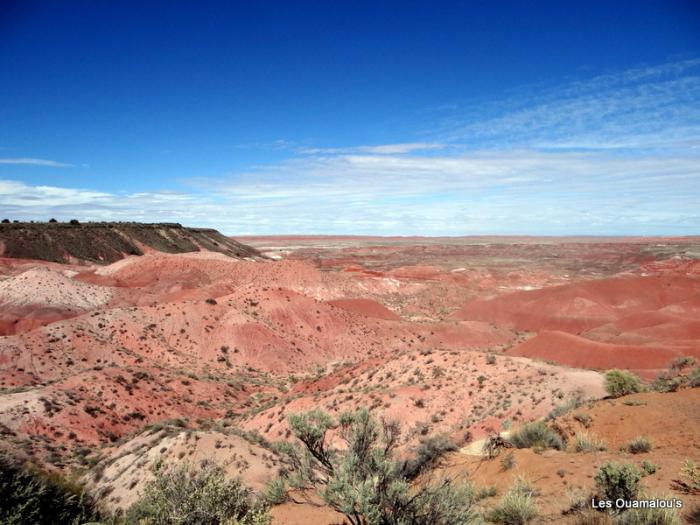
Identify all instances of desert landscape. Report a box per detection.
[2,2,699,523]
[0,223,698,524]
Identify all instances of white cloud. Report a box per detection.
[0,181,199,222]
[5,145,695,235]
[2,59,699,235]
[0,158,74,167]
[184,147,700,235]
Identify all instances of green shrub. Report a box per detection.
[126,460,269,525]
[670,356,696,370]
[571,507,680,525]
[282,408,481,525]
[487,478,539,524]
[687,368,700,388]
[573,431,607,453]
[650,372,683,393]
[625,436,652,454]
[263,478,286,505]
[477,485,498,499]
[640,460,657,476]
[510,421,563,451]
[0,452,100,525]
[594,462,641,502]
[605,370,643,398]
[547,393,583,419]
[679,459,700,492]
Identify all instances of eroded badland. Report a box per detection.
[1,225,699,523]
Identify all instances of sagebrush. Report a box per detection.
[126,460,269,525]
[605,370,643,398]
[510,421,563,451]
[275,408,480,525]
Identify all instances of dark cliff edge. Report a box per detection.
[0,222,264,264]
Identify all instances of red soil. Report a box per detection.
[0,306,80,336]
[435,388,700,523]
[1,235,699,518]
[271,388,700,525]
[452,274,700,333]
[0,250,519,465]
[451,273,700,372]
[509,330,700,378]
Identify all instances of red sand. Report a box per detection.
[432,389,700,525]
[0,237,699,515]
[271,389,700,525]
[509,330,700,377]
[452,274,700,333]
[449,273,700,372]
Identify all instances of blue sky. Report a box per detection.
[1,1,699,235]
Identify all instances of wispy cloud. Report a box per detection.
[0,180,200,222]
[297,143,445,155]
[439,58,700,151]
[234,139,299,151]
[0,157,74,167]
[2,59,699,235]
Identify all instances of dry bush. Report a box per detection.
[675,459,700,493]
[615,500,681,525]
[685,504,700,524]
[573,431,607,453]
[487,477,539,524]
[500,451,515,471]
[624,436,652,454]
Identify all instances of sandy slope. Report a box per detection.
[0,267,113,335]
[271,388,700,525]
[241,350,605,451]
[0,267,112,309]
[85,427,281,511]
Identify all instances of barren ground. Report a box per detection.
[1,234,699,523]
